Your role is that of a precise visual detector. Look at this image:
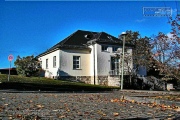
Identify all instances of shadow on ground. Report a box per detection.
[0,82,117,92]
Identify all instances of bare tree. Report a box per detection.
[150,14,180,79]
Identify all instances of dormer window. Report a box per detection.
[84,34,92,39]
[107,36,112,40]
[102,45,108,52]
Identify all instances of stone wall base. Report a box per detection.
[59,75,122,87]
[76,76,91,84]
[108,75,120,87]
[59,76,91,84]
[97,76,108,86]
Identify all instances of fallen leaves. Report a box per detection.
[4,103,8,106]
[58,115,66,118]
[111,99,120,102]
[0,92,179,119]
[2,98,6,100]
[89,97,94,100]
[97,110,106,116]
[66,108,70,112]
[131,100,136,103]
[113,112,119,116]
[0,105,5,112]
[52,109,59,112]
[16,114,22,118]
[36,104,44,109]
[28,100,33,103]
[126,99,180,111]
[111,97,180,112]
[147,112,153,115]
[174,107,180,112]
[111,98,135,104]
[148,95,180,101]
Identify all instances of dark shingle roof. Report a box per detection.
[38,30,133,57]
[94,32,122,44]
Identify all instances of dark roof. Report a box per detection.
[38,30,133,57]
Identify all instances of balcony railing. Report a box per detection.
[109,69,130,76]
[109,70,120,76]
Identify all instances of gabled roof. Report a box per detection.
[38,30,133,57]
[90,31,123,44]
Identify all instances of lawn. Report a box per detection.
[0,74,119,92]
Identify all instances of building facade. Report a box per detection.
[37,30,133,86]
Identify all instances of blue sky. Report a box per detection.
[0,1,179,68]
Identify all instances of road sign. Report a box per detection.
[8,54,14,61]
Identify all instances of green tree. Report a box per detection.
[14,55,41,77]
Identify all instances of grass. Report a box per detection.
[0,74,119,92]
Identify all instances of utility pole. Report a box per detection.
[121,32,126,90]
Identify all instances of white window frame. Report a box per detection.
[111,57,120,70]
[110,56,120,75]
[53,56,56,68]
[73,56,81,69]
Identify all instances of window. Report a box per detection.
[113,47,118,52]
[53,56,56,68]
[73,56,80,69]
[39,61,42,68]
[111,57,120,70]
[102,45,108,52]
[111,57,120,75]
[46,59,48,69]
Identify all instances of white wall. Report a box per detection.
[88,44,98,84]
[59,49,91,76]
[96,43,133,76]
[96,44,119,75]
[39,50,60,78]
[38,44,133,83]
[124,48,133,74]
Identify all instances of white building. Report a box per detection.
[37,30,133,86]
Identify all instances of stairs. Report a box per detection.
[137,76,166,91]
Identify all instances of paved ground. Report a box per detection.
[0,90,180,120]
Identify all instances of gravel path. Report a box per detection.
[0,91,179,120]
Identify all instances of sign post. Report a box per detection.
[8,54,14,82]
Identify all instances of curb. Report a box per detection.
[124,96,180,107]
[120,90,180,95]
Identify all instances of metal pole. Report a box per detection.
[8,61,11,82]
[121,34,126,90]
